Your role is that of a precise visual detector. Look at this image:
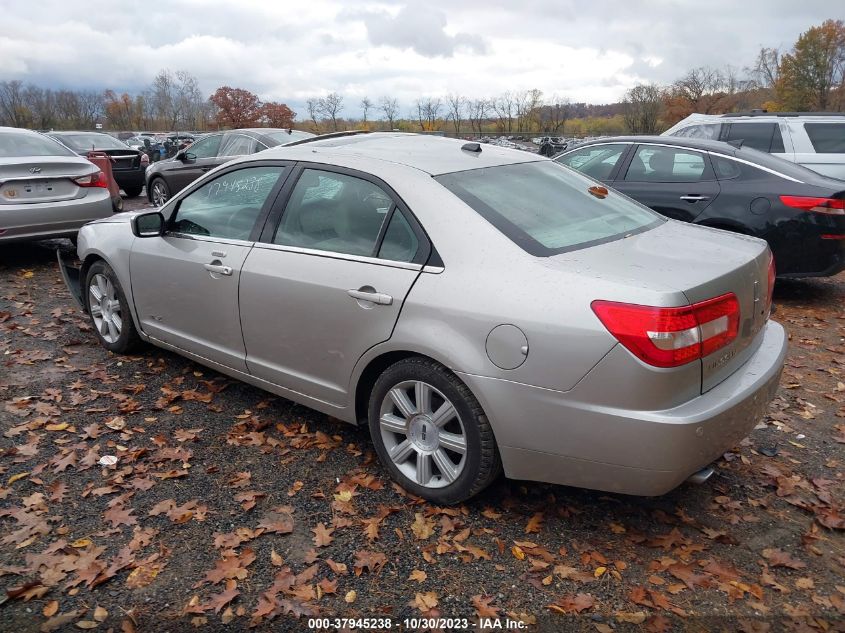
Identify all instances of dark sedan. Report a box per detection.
[145,128,314,205]
[556,136,845,278]
[47,131,147,198]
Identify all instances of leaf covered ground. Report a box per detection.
[1,239,844,632]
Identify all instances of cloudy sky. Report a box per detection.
[0,0,836,116]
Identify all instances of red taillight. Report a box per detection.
[766,252,775,319]
[74,171,108,188]
[591,293,740,368]
[780,195,845,216]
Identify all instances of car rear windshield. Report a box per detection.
[804,123,845,154]
[57,134,129,152]
[0,131,75,157]
[436,161,663,256]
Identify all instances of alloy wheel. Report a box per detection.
[89,273,123,344]
[379,380,467,488]
[151,181,168,206]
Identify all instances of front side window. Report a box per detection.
[186,135,222,159]
[0,131,75,157]
[436,161,662,256]
[624,146,711,183]
[273,169,393,257]
[804,123,845,153]
[171,166,284,240]
[556,144,628,180]
[674,123,721,140]
[219,134,260,158]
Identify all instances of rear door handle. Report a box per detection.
[204,263,233,276]
[347,289,393,305]
[680,195,709,202]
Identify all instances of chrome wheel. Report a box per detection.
[379,380,467,489]
[88,273,122,344]
[151,180,168,206]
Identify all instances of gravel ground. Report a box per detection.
[1,197,843,632]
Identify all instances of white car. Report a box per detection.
[663,112,845,180]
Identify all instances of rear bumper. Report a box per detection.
[460,320,787,496]
[0,190,112,242]
[57,250,84,310]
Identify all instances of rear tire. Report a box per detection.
[150,178,170,207]
[84,261,141,354]
[123,185,143,198]
[368,357,501,504]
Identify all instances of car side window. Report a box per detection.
[187,135,222,159]
[804,123,845,153]
[556,144,627,180]
[171,166,285,240]
[273,169,393,257]
[218,134,259,158]
[711,155,742,180]
[378,210,419,262]
[726,123,778,153]
[674,123,721,140]
[624,146,711,183]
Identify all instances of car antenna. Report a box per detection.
[727,139,744,149]
[461,142,482,153]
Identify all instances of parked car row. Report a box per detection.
[61,132,787,504]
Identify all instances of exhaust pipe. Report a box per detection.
[687,465,715,485]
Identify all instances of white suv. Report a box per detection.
[662,112,845,180]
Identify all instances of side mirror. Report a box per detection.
[131,210,164,238]
[177,151,197,162]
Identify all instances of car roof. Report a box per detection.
[566,135,742,154]
[48,131,111,136]
[262,132,542,176]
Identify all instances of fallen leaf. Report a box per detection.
[548,593,595,614]
[312,522,334,547]
[762,548,806,570]
[408,569,427,583]
[345,590,357,604]
[43,601,59,617]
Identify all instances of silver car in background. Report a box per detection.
[62,133,787,504]
[0,127,113,242]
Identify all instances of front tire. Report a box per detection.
[150,178,170,207]
[368,357,501,504]
[123,184,143,198]
[84,261,141,354]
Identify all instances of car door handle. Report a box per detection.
[204,263,233,276]
[347,289,393,305]
[680,195,709,202]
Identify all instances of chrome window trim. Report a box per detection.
[252,241,423,271]
[164,232,255,248]
[558,141,804,184]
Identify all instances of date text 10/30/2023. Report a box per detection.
[307,617,528,630]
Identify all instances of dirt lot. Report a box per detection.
[1,207,844,631]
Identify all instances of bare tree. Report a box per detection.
[306,99,321,132]
[360,97,373,126]
[379,96,399,130]
[523,88,544,132]
[446,93,465,135]
[492,92,515,133]
[672,66,726,113]
[749,47,781,89]
[319,92,344,131]
[0,80,29,127]
[543,95,571,134]
[622,84,664,134]
[415,97,442,131]
[24,86,56,129]
[467,98,490,134]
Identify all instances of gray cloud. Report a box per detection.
[352,5,488,57]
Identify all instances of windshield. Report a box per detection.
[0,131,76,157]
[55,134,129,152]
[436,161,663,256]
[265,130,315,144]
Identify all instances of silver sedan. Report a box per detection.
[62,133,787,504]
[1,127,113,242]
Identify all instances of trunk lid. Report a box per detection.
[0,156,96,204]
[89,148,142,172]
[548,220,771,393]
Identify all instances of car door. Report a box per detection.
[555,143,631,183]
[239,165,430,406]
[166,133,223,193]
[613,144,720,222]
[130,162,290,371]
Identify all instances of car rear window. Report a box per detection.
[0,131,76,157]
[804,123,845,153]
[436,161,663,256]
[55,134,129,152]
